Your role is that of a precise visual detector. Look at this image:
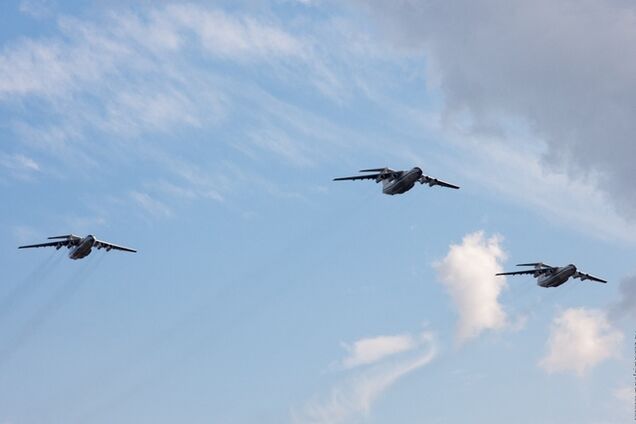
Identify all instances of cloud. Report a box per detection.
[434,231,508,342]
[293,331,436,424]
[358,0,636,220]
[613,385,632,407]
[340,333,417,369]
[608,275,636,321]
[0,153,40,180]
[0,2,381,213]
[129,191,172,219]
[12,225,39,244]
[0,4,315,157]
[166,4,304,60]
[447,134,636,244]
[0,5,306,99]
[0,2,359,221]
[19,0,54,19]
[247,128,315,167]
[539,307,623,376]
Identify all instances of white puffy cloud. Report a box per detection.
[434,231,508,342]
[357,0,636,220]
[340,333,417,369]
[294,331,436,424]
[540,307,623,376]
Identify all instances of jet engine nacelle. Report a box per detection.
[375,168,391,183]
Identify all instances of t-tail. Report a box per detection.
[517,262,549,269]
[359,167,393,184]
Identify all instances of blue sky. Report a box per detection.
[0,1,635,423]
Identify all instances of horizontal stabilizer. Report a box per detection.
[48,234,77,240]
[359,168,391,173]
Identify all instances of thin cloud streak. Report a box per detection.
[0,153,40,181]
[451,134,636,244]
[340,333,417,369]
[293,331,436,424]
[129,191,172,219]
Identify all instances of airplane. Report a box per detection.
[333,167,459,195]
[496,262,606,287]
[19,234,136,260]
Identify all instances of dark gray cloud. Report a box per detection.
[357,0,636,219]
[609,275,636,321]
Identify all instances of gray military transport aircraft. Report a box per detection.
[496,262,606,287]
[19,234,136,260]
[333,167,459,195]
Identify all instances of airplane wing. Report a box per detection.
[94,239,137,253]
[333,173,382,181]
[334,167,401,182]
[496,270,541,276]
[573,271,607,283]
[19,238,79,249]
[496,267,555,277]
[419,175,460,189]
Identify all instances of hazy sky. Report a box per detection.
[0,1,634,423]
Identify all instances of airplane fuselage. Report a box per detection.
[382,167,423,195]
[536,264,577,287]
[69,235,95,260]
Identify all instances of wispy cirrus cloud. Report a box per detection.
[5,1,632,250]
[129,191,172,219]
[11,225,40,244]
[449,134,636,244]
[0,153,40,181]
[0,4,306,99]
[340,333,417,369]
[0,3,348,219]
[293,330,436,424]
